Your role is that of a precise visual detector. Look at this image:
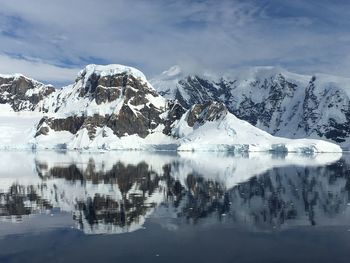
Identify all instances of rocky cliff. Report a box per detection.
[35,65,170,145]
[0,64,342,152]
[151,66,350,149]
[0,74,55,111]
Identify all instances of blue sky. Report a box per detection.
[0,0,349,85]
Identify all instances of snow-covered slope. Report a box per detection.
[174,102,341,153]
[151,66,350,150]
[0,106,42,150]
[30,100,344,153]
[0,64,343,152]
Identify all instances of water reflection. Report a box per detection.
[0,151,349,234]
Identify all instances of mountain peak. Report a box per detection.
[0,72,48,86]
[78,64,147,83]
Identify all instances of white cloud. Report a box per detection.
[0,0,349,81]
[0,54,80,85]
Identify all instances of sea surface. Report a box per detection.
[0,150,349,263]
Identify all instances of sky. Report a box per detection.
[0,0,349,85]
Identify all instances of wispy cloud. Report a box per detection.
[0,0,349,84]
[0,54,79,85]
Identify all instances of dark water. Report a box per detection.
[0,151,349,263]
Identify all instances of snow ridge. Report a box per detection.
[151,66,350,149]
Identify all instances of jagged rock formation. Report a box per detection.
[186,101,227,127]
[0,74,55,111]
[0,64,342,152]
[151,66,350,149]
[35,65,169,142]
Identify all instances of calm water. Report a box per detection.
[0,151,349,263]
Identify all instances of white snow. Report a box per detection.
[173,107,342,153]
[0,73,38,83]
[28,108,342,153]
[0,64,344,153]
[80,64,148,84]
[0,107,41,150]
[33,126,178,151]
[150,66,350,150]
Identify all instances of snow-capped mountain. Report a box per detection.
[151,66,350,150]
[33,64,173,150]
[0,64,342,152]
[0,74,55,112]
[173,101,340,152]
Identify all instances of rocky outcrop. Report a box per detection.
[35,116,86,137]
[163,101,186,135]
[35,64,169,141]
[302,77,350,143]
[186,101,227,127]
[0,64,343,152]
[151,66,350,149]
[0,74,55,111]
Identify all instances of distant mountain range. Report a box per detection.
[151,65,350,150]
[0,64,344,152]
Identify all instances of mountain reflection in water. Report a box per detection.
[0,151,348,235]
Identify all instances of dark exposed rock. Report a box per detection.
[49,116,85,134]
[0,75,55,111]
[35,126,50,137]
[77,71,159,105]
[187,102,227,127]
[106,104,163,138]
[152,70,350,148]
[302,78,320,133]
[35,116,85,137]
[34,67,172,140]
[82,114,107,139]
[107,105,148,137]
[157,74,299,132]
[163,101,187,135]
[95,86,120,105]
